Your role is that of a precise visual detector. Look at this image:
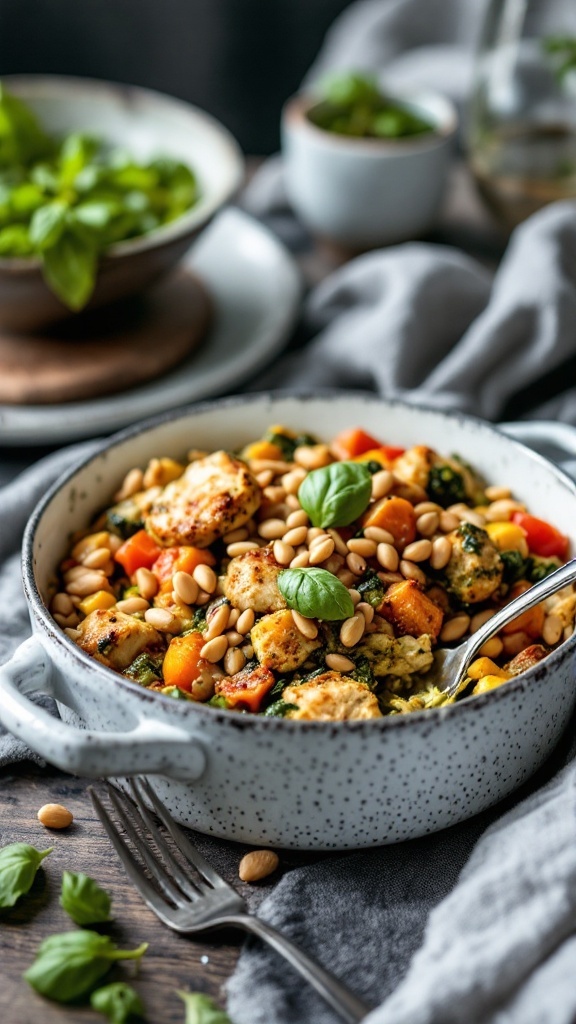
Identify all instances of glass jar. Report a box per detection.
[467,0,576,228]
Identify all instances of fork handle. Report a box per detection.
[229,914,372,1023]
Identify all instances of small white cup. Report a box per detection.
[281,89,458,249]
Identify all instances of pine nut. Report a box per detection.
[201,635,228,662]
[414,501,442,516]
[326,528,349,555]
[37,803,73,829]
[205,603,230,639]
[484,498,525,522]
[135,566,159,601]
[291,610,318,639]
[255,469,274,488]
[309,537,335,564]
[340,614,365,647]
[430,536,452,570]
[195,590,211,605]
[227,607,240,628]
[478,637,503,658]
[108,535,123,554]
[239,849,279,882]
[282,470,307,495]
[116,597,149,614]
[226,631,245,647]
[416,512,439,537]
[82,547,112,569]
[290,551,310,568]
[286,508,309,528]
[542,613,563,646]
[326,654,355,673]
[337,569,357,587]
[54,612,80,628]
[64,627,81,641]
[258,519,288,540]
[400,560,427,585]
[501,631,529,657]
[193,564,217,594]
[241,644,254,659]
[224,648,246,675]
[439,511,460,532]
[485,485,512,502]
[402,539,432,563]
[145,608,177,631]
[307,527,325,543]
[440,614,470,642]
[263,485,286,504]
[348,589,361,606]
[227,541,260,557]
[371,470,394,500]
[294,444,332,469]
[346,552,366,576]
[470,608,496,633]
[357,602,375,624]
[236,609,255,634]
[285,494,301,510]
[459,510,486,528]
[170,571,197,605]
[223,527,250,544]
[274,540,295,565]
[65,563,100,582]
[347,538,377,558]
[51,592,74,616]
[250,458,292,474]
[283,526,308,546]
[377,570,404,584]
[564,625,573,641]
[114,467,144,502]
[376,542,399,572]
[66,572,110,596]
[364,526,395,544]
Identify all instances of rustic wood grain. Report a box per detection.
[0,765,240,1024]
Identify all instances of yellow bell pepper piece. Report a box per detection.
[467,657,510,680]
[352,448,392,468]
[472,674,510,695]
[485,521,529,557]
[79,590,117,615]
[242,440,285,461]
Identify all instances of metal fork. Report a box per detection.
[89,779,372,1024]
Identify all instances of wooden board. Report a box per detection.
[0,270,212,405]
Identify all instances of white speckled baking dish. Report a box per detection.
[1,394,575,850]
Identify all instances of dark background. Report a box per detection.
[0,0,351,154]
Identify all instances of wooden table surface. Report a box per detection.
[0,162,505,1024]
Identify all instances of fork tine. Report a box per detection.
[89,787,175,923]
[105,784,190,907]
[136,777,233,892]
[126,779,207,900]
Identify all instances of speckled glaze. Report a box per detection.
[1,394,576,850]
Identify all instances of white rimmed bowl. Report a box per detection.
[0,393,575,850]
[0,75,244,331]
[281,89,457,249]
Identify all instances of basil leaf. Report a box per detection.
[29,199,68,250]
[0,223,33,255]
[178,991,233,1024]
[24,931,148,1002]
[90,982,144,1023]
[60,870,112,925]
[278,568,355,621]
[41,229,97,310]
[0,842,52,908]
[298,462,372,528]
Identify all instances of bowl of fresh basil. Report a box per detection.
[0,76,244,331]
[281,72,457,249]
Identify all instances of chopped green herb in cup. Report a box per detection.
[0,83,199,310]
[307,72,435,140]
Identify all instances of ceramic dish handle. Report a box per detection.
[0,636,207,781]
[500,421,576,467]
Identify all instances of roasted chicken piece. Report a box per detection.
[283,672,382,720]
[75,608,163,670]
[251,609,321,672]
[223,547,287,613]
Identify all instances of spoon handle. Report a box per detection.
[462,557,576,667]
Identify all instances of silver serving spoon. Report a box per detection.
[430,558,576,699]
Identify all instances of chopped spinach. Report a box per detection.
[351,655,376,690]
[96,638,113,656]
[263,430,317,460]
[526,556,560,583]
[123,652,163,686]
[158,685,191,700]
[106,506,144,540]
[357,570,385,609]
[500,549,528,585]
[264,700,298,717]
[427,464,466,508]
[458,521,486,555]
[364,460,385,475]
[208,695,229,709]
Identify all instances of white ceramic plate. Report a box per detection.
[0,208,301,446]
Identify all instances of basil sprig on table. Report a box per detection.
[24,930,148,1002]
[297,460,372,528]
[178,990,233,1024]
[278,567,355,621]
[0,83,199,309]
[90,982,144,1023]
[0,842,52,908]
[60,869,113,925]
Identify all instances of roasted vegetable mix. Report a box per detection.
[50,427,575,720]
[0,83,199,309]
